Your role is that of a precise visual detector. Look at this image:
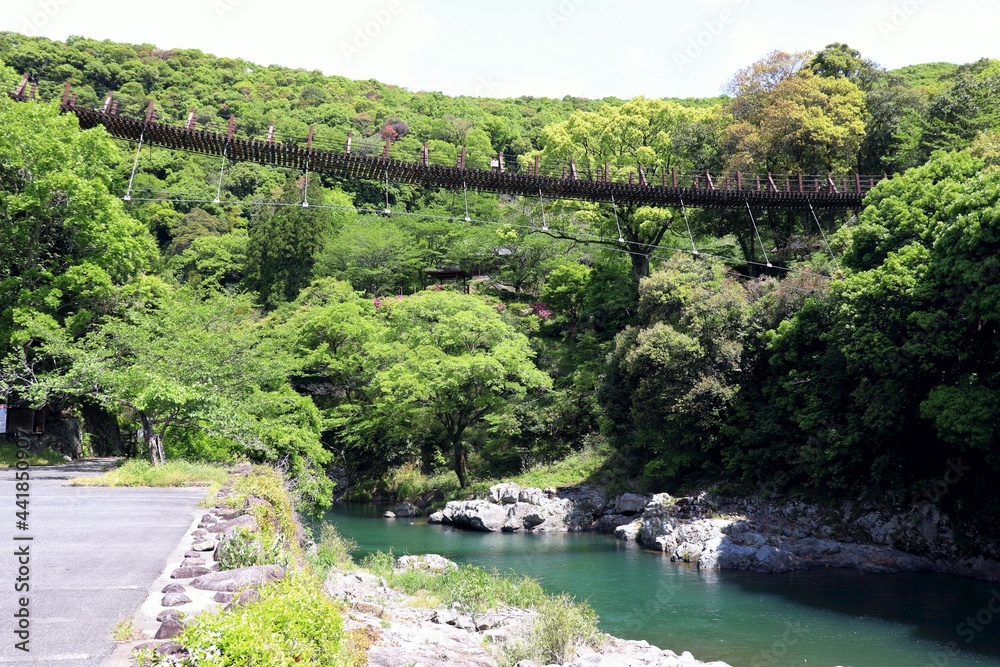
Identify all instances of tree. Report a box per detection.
[723,68,867,173]
[313,216,423,296]
[27,288,333,509]
[542,263,592,325]
[245,178,355,307]
[536,96,722,280]
[373,290,551,487]
[809,43,879,84]
[753,149,1000,496]
[600,255,753,483]
[725,50,811,120]
[0,95,157,348]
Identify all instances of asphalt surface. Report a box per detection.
[0,460,208,665]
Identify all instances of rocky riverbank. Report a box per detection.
[325,554,732,667]
[128,469,732,667]
[422,482,1000,582]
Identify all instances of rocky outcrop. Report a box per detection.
[429,483,607,533]
[396,554,458,573]
[330,555,731,667]
[394,501,421,517]
[614,492,956,575]
[425,478,1000,579]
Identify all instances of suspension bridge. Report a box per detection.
[9,75,886,210]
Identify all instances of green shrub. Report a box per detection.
[216,527,292,571]
[150,572,350,667]
[217,465,299,550]
[522,593,602,665]
[308,524,357,578]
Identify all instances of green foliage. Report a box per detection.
[600,255,754,485]
[741,149,1000,501]
[219,465,301,545]
[246,179,355,307]
[169,572,349,667]
[110,615,142,642]
[384,443,610,502]
[308,524,357,578]
[313,216,422,296]
[363,554,546,613]
[23,287,333,512]
[542,263,592,324]
[0,443,65,467]
[724,66,866,173]
[499,594,603,667]
[216,526,292,571]
[370,290,553,487]
[0,94,157,349]
[6,32,1000,543]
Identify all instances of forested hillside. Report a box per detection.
[1,35,998,550]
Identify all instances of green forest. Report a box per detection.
[0,34,998,547]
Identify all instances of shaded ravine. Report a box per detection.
[324,503,1000,667]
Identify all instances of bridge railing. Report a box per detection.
[11,76,888,200]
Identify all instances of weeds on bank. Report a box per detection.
[0,443,66,467]
[214,465,300,550]
[110,615,142,642]
[363,551,549,612]
[361,551,603,665]
[69,459,229,488]
[308,523,357,578]
[136,572,358,667]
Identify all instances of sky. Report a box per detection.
[2,0,997,100]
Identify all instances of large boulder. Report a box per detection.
[614,493,650,515]
[323,570,392,601]
[207,514,259,535]
[189,565,285,592]
[442,500,508,532]
[517,487,545,506]
[395,502,421,517]
[488,483,522,505]
[615,520,642,541]
[591,514,633,534]
[502,502,549,532]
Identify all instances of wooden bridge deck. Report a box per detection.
[10,76,884,210]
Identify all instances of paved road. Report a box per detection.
[0,460,207,665]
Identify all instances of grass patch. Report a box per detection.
[0,442,66,468]
[509,446,610,490]
[362,551,602,666]
[308,523,357,578]
[70,459,229,488]
[363,551,549,613]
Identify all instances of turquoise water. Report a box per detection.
[322,503,1000,667]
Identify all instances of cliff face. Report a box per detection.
[424,483,1000,582]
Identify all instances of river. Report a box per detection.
[323,503,1000,667]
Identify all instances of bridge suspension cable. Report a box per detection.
[9,78,886,211]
